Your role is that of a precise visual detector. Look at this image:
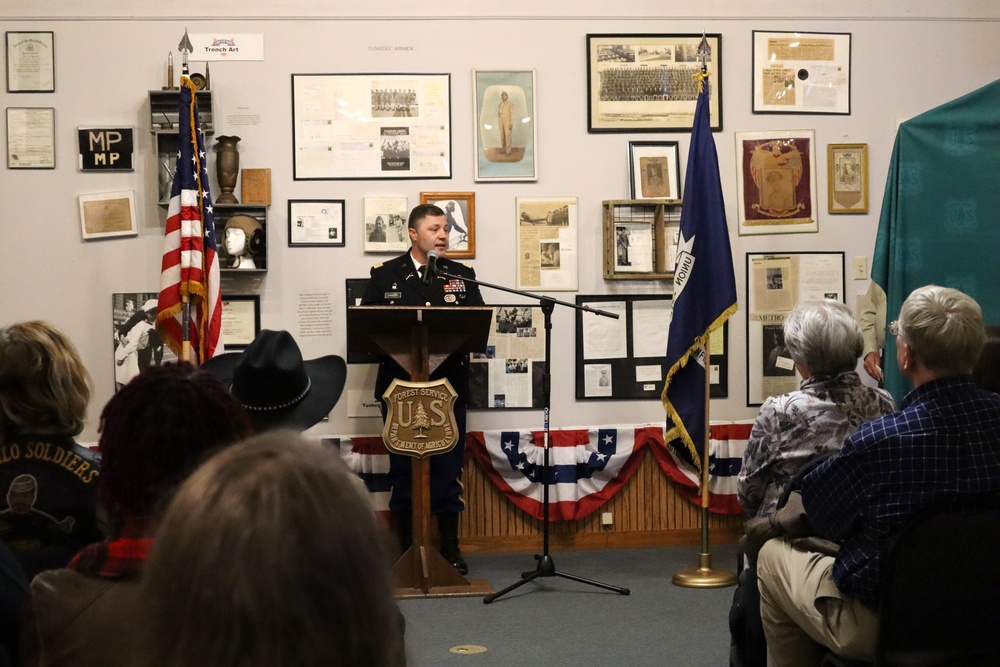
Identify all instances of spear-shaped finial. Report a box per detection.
[178,28,193,76]
[697,33,710,74]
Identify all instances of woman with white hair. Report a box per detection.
[739,300,896,520]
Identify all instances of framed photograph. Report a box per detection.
[472,69,538,182]
[6,31,54,93]
[516,197,578,291]
[363,196,409,253]
[745,252,845,406]
[7,107,55,169]
[78,191,138,240]
[586,33,722,133]
[628,141,681,199]
[734,130,818,236]
[752,31,851,115]
[468,305,546,410]
[420,191,475,259]
[221,295,261,350]
[291,73,452,180]
[827,143,868,214]
[288,199,346,247]
[112,292,176,391]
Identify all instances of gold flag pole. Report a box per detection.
[672,343,737,588]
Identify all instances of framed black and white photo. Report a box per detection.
[288,199,346,247]
[628,141,681,199]
[112,292,176,391]
[752,31,851,115]
[473,69,538,182]
[363,196,409,253]
[587,33,722,132]
[221,295,261,350]
[6,31,54,93]
[291,73,452,180]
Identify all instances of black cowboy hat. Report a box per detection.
[201,330,346,433]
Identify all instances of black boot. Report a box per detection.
[437,513,468,575]
[394,513,412,557]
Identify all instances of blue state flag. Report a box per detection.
[661,73,737,472]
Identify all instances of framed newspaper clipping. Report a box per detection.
[586,33,722,133]
[291,73,452,180]
[515,196,578,291]
[752,31,851,115]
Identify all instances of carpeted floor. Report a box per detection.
[400,544,739,667]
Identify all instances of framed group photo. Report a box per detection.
[734,130,818,235]
[628,141,681,199]
[473,69,538,182]
[827,143,868,214]
[586,33,722,133]
[288,199,346,247]
[420,191,475,259]
[291,73,452,180]
[752,31,851,115]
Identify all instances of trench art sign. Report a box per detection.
[382,379,459,457]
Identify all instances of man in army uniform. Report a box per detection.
[361,203,485,575]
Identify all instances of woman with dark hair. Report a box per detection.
[19,363,252,667]
[0,321,102,579]
[141,431,404,667]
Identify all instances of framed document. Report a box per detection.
[734,130,818,236]
[291,73,451,180]
[473,69,538,182]
[6,31,54,93]
[79,191,138,240]
[7,107,55,169]
[221,295,261,350]
[288,199,346,247]
[516,196,579,291]
[362,196,409,253]
[420,191,475,259]
[587,33,722,132]
[827,143,868,214]
[628,141,681,200]
[467,305,547,410]
[745,252,845,406]
[752,31,851,115]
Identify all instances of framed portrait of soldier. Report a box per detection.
[628,141,680,200]
[473,69,538,182]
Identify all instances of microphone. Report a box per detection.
[423,250,439,286]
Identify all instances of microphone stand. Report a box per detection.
[432,265,631,603]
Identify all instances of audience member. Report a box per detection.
[757,285,1000,666]
[201,329,347,433]
[0,541,27,667]
[732,300,894,667]
[141,431,404,667]
[19,363,251,667]
[972,324,1000,392]
[0,321,103,578]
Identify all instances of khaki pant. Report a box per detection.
[757,538,879,667]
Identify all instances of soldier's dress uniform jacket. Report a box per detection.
[361,251,485,514]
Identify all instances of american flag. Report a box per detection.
[156,77,222,362]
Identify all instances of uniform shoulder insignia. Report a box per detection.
[461,262,472,268]
[373,262,384,269]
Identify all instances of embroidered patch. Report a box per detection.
[385,291,402,299]
[444,294,457,303]
[443,279,466,294]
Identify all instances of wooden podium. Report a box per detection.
[347,305,494,598]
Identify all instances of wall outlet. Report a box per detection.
[853,256,868,280]
[601,512,613,526]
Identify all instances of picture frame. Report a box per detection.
[472,69,538,182]
[6,31,55,93]
[220,295,261,350]
[468,305,547,410]
[112,292,176,391]
[752,31,851,115]
[734,130,818,236]
[291,73,452,180]
[7,107,55,169]
[628,141,681,199]
[586,33,722,133]
[78,191,138,240]
[827,143,869,214]
[363,196,409,253]
[288,199,346,247]
[516,196,579,291]
[745,252,845,406]
[419,191,476,259]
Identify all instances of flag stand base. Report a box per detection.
[672,552,738,588]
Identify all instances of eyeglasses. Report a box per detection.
[889,320,900,336]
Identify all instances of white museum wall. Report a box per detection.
[2,3,999,442]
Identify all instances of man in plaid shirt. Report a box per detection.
[757,285,1000,666]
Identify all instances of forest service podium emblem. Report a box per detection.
[381,379,459,457]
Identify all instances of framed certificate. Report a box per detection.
[7,107,55,169]
[79,191,138,240]
[6,31,54,93]
[288,199,346,247]
[221,295,261,350]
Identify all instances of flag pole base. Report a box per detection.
[672,552,737,589]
